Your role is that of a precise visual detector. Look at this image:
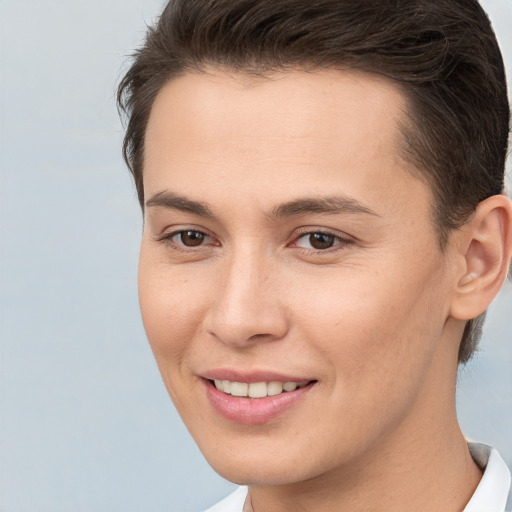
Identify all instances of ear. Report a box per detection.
[450,194,512,321]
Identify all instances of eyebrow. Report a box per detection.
[145,191,379,219]
[267,196,380,219]
[145,191,215,218]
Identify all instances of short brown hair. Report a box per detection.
[117,0,509,364]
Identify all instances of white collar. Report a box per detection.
[463,443,511,512]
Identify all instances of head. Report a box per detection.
[118,0,509,364]
[117,0,512,488]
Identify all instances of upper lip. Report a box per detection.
[201,369,314,384]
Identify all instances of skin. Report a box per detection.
[138,69,510,511]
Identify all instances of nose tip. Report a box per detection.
[204,262,289,347]
[208,312,287,347]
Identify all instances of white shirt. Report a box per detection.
[203,443,511,512]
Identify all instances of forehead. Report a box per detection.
[143,68,430,224]
[145,68,408,162]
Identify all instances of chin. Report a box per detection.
[210,459,309,486]
[196,436,332,487]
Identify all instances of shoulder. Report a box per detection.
[202,486,248,512]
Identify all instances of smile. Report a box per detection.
[204,377,317,424]
[213,379,310,398]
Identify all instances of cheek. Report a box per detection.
[137,251,214,419]
[297,258,448,393]
[137,250,204,364]
[283,266,448,463]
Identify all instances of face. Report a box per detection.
[139,69,459,485]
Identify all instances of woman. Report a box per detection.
[117,1,512,510]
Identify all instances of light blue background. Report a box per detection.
[0,1,510,511]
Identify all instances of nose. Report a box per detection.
[204,248,289,347]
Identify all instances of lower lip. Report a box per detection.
[203,380,315,425]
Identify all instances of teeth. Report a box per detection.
[267,381,283,396]
[212,379,309,398]
[248,382,267,398]
[222,380,231,394]
[230,382,248,397]
[283,381,297,391]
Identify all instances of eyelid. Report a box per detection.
[290,227,354,252]
[155,226,219,249]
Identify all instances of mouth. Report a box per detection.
[209,379,312,398]
[202,376,317,425]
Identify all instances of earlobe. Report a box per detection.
[450,194,512,321]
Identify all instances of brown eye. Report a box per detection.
[179,230,206,247]
[308,233,335,249]
[294,231,349,252]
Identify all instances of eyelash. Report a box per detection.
[156,229,217,254]
[157,228,353,255]
[291,229,353,254]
